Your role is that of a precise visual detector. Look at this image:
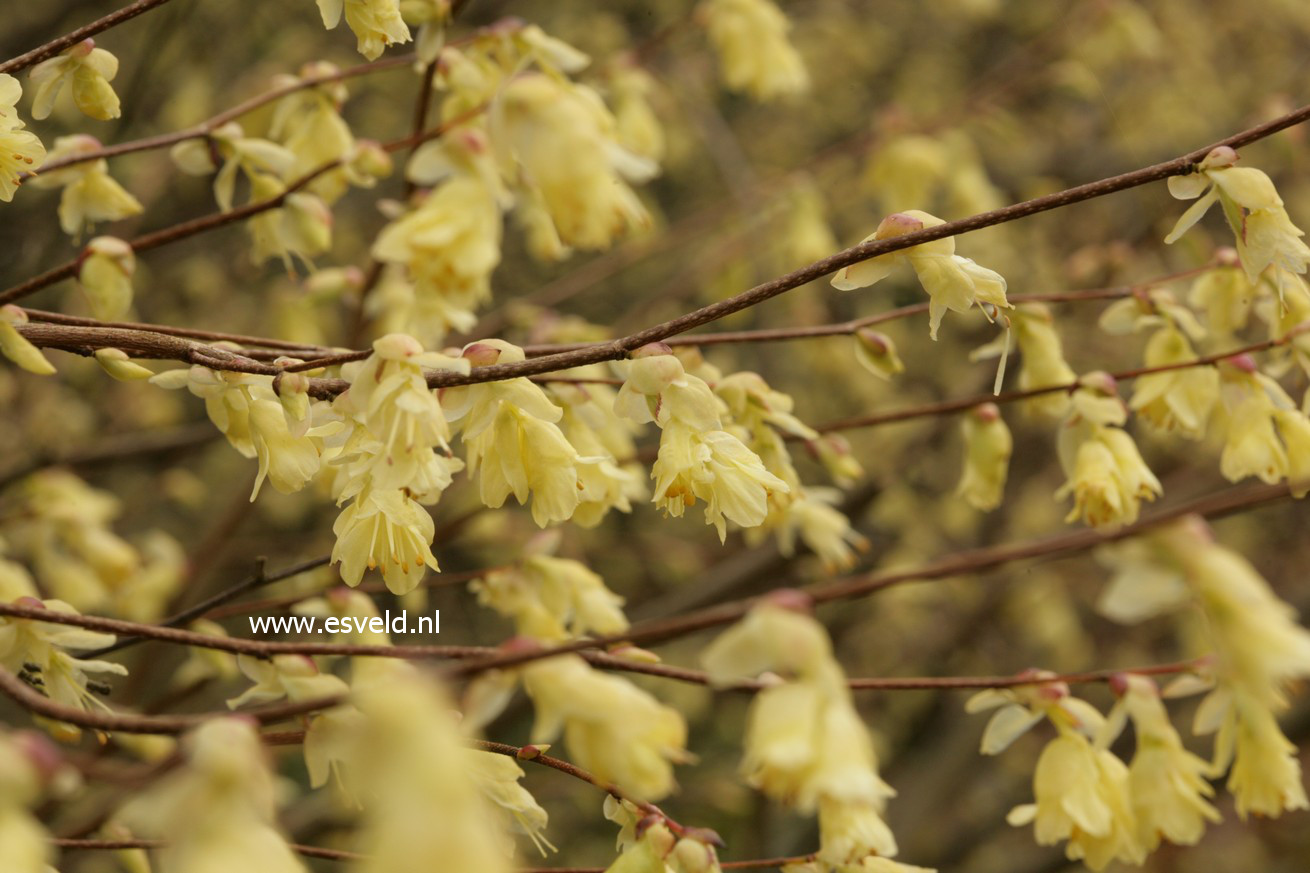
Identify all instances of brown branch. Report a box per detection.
[440,480,1296,677]
[87,555,334,657]
[0,666,340,734]
[0,102,488,310]
[52,838,363,862]
[29,55,416,177]
[334,98,1310,393]
[0,0,178,75]
[815,323,1310,434]
[0,601,488,661]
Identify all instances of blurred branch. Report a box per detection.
[52,838,363,862]
[814,322,1310,434]
[0,0,179,76]
[0,665,339,734]
[310,98,1310,392]
[0,422,216,491]
[441,480,1298,676]
[0,102,488,309]
[28,54,416,177]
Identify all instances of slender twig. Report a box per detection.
[87,556,333,657]
[440,480,1296,677]
[301,99,1310,392]
[8,268,1212,388]
[814,323,1310,434]
[28,55,416,177]
[0,0,178,75]
[52,838,364,862]
[0,601,488,660]
[0,103,489,309]
[0,666,340,734]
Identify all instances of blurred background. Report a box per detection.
[3,1,1310,871]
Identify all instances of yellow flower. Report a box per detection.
[317,0,411,60]
[0,306,56,375]
[0,596,129,741]
[490,74,654,254]
[1008,727,1144,870]
[619,350,790,540]
[1128,327,1219,439]
[116,719,308,873]
[777,488,870,572]
[444,340,583,526]
[0,74,46,203]
[1104,675,1220,850]
[269,61,357,203]
[29,39,121,120]
[698,0,809,100]
[372,172,503,342]
[77,236,135,320]
[1057,379,1161,527]
[27,135,142,237]
[704,604,902,867]
[331,487,440,593]
[473,552,628,642]
[523,655,688,801]
[832,211,1010,340]
[1166,146,1310,283]
[956,403,1012,511]
[0,732,56,873]
[171,121,295,212]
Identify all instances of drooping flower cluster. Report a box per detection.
[116,718,309,873]
[1056,373,1161,527]
[970,680,1144,869]
[472,547,629,642]
[443,340,586,527]
[28,134,142,237]
[832,210,1010,341]
[616,346,789,542]
[704,600,921,873]
[327,334,468,592]
[1214,355,1310,494]
[522,653,690,802]
[1166,146,1310,287]
[372,130,505,342]
[697,0,809,101]
[0,587,128,741]
[1097,518,1310,819]
[714,369,867,570]
[153,365,321,502]
[490,72,656,256]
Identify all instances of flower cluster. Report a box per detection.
[704,600,922,873]
[327,334,468,592]
[616,347,789,542]
[832,211,1010,341]
[1055,373,1161,527]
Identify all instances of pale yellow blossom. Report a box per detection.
[832,211,1010,340]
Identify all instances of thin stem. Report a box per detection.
[52,838,363,862]
[0,0,178,75]
[88,555,333,657]
[0,103,488,309]
[440,480,1295,677]
[312,99,1310,392]
[29,55,415,177]
[0,666,339,734]
[814,324,1310,435]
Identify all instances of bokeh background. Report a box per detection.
[3,1,1310,871]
